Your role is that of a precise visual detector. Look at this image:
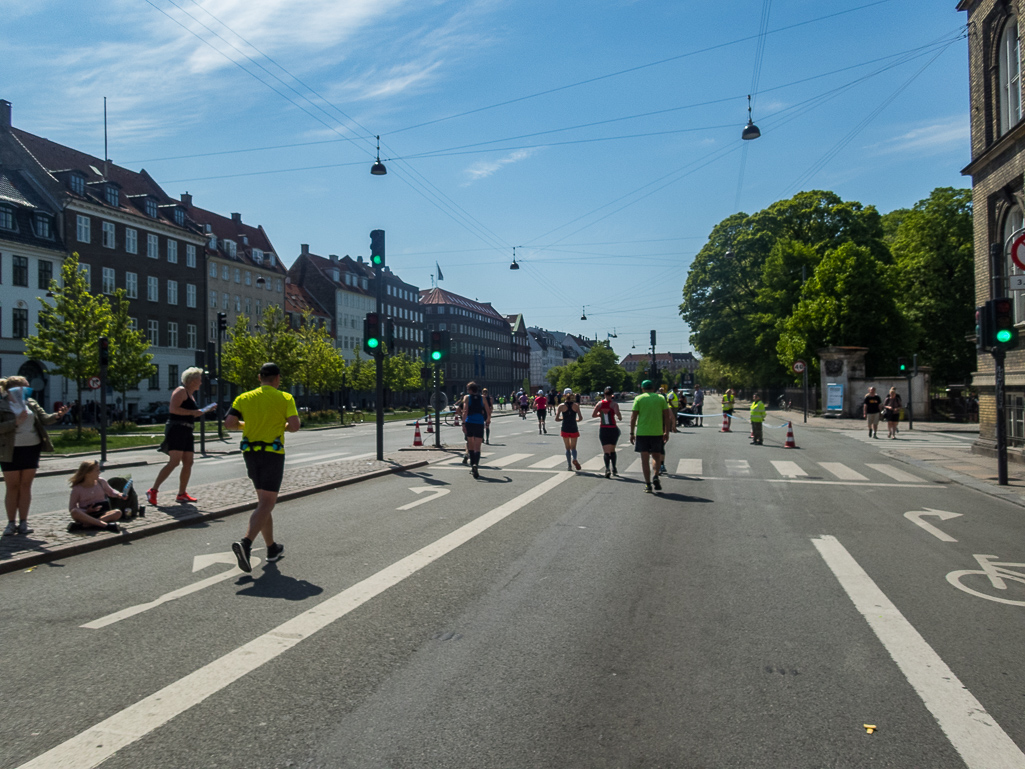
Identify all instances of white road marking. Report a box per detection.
[868,463,923,483]
[489,453,534,468]
[22,473,573,769]
[579,455,605,471]
[286,450,351,465]
[81,554,263,630]
[439,452,492,465]
[528,455,568,469]
[819,462,868,481]
[676,459,703,476]
[395,486,451,511]
[770,460,807,478]
[904,508,962,542]
[725,459,750,476]
[812,535,1025,769]
[625,458,643,474]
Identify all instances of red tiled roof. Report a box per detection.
[285,282,330,318]
[184,202,286,274]
[419,287,506,321]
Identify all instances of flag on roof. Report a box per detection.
[436,262,444,281]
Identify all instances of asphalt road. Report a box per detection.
[3,412,1025,769]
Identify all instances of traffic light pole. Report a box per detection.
[994,348,1009,486]
[216,328,223,440]
[375,272,385,463]
[99,364,108,467]
[434,363,442,449]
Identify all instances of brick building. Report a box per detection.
[959,0,1025,458]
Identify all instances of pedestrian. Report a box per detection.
[533,389,549,435]
[749,393,766,445]
[458,381,491,478]
[67,460,127,534]
[518,390,529,419]
[592,386,623,478]
[227,363,301,573]
[862,386,882,439]
[630,379,673,493]
[658,385,673,474]
[721,388,735,430]
[0,376,69,536]
[693,384,704,427]
[666,385,680,425]
[883,387,902,439]
[147,367,212,507]
[482,387,493,444]
[555,388,583,470]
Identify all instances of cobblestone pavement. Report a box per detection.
[0,449,448,572]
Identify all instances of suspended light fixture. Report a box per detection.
[742,95,761,141]
[510,246,520,270]
[580,305,588,321]
[371,135,387,175]
[725,248,735,259]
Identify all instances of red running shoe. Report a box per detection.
[146,488,158,506]
[176,493,198,503]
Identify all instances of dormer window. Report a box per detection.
[0,205,14,231]
[33,213,52,239]
[69,173,85,195]
[173,207,185,226]
[145,198,158,218]
[105,185,119,207]
[225,239,237,257]
[209,235,217,249]
[268,252,276,267]
[252,248,263,263]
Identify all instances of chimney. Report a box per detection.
[329,254,338,263]
[231,212,242,224]
[0,100,10,130]
[301,244,309,256]
[180,192,192,207]
[357,255,363,263]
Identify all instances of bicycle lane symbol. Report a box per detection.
[947,554,1025,606]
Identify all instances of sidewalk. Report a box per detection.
[0,449,450,574]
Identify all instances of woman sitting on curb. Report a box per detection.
[68,460,127,534]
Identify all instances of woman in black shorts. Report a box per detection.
[555,388,583,471]
[147,367,208,506]
[592,386,623,479]
[0,376,68,537]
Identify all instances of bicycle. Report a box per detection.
[946,554,1025,606]
[776,395,791,411]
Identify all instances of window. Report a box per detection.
[243,270,251,286]
[1000,20,1023,136]
[76,215,91,243]
[126,271,138,299]
[12,308,28,339]
[149,365,159,390]
[147,276,159,302]
[167,240,178,264]
[70,174,85,195]
[12,256,28,287]
[235,295,241,312]
[102,221,116,249]
[186,244,196,268]
[256,299,262,316]
[126,227,138,254]
[210,262,218,278]
[234,268,241,283]
[167,323,178,348]
[38,259,52,291]
[102,267,115,294]
[167,364,179,390]
[245,297,251,314]
[222,266,229,280]
[225,240,237,257]
[167,280,178,305]
[33,213,51,239]
[187,324,197,350]
[209,319,217,342]
[222,293,229,310]
[105,186,119,207]
[186,283,196,308]
[252,248,263,263]
[275,279,282,293]
[145,199,158,218]
[0,206,14,231]
[174,208,185,226]
[210,290,218,308]
[147,320,159,346]
[80,263,91,290]
[128,317,137,331]
[147,233,159,259]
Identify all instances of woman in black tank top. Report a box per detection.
[591,386,622,478]
[149,367,208,506]
[555,390,583,471]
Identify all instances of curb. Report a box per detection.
[885,451,1025,510]
[0,459,429,575]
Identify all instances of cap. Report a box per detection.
[563,388,572,395]
[538,390,544,395]
[641,379,653,389]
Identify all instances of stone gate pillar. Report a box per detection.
[818,346,869,417]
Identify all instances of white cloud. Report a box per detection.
[463,148,538,183]
[867,116,970,156]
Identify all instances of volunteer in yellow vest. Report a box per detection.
[666,386,680,426]
[721,388,735,431]
[226,362,301,573]
[749,393,767,445]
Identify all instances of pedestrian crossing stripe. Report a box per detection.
[770,460,806,478]
[866,463,921,483]
[580,455,606,471]
[819,462,868,481]
[529,455,569,469]
[677,459,702,476]
[490,453,534,468]
[725,459,751,476]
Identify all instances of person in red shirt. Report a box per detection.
[592,386,623,478]
[533,390,548,435]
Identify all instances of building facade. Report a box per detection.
[960,0,1025,458]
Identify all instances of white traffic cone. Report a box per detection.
[413,420,423,447]
[784,421,798,449]
[720,412,731,432]
[426,418,434,433]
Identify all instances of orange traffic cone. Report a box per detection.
[784,421,798,449]
[413,420,423,447]
[454,412,461,427]
[720,412,731,432]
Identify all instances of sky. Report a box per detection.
[1,0,970,360]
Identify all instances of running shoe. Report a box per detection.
[146,488,158,507]
[660,463,667,474]
[2,520,15,536]
[612,469,619,477]
[266,542,285,562]
[462,455,469,465]
[232,539,252,573]
[604,469,611,479]
[652,476,662,491]
[105,522,122,534]
[471,466,480,479]
[573,459,581,471]
[17,520,33,535]
[644,483,653,493]
[67,521,86,533]
[176,493,198,503]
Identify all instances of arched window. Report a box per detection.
[999,20,1022,135]
[1004,207,1025,318]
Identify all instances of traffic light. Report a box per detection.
[385,317,395,352]
[98,336,109,367]
[364,312,382,355]
[370,229,385,268]
[427,330,449,363]
[217,311,227,335]
[650,329,657,348]
[991,297,1020,351]
[898,357,908,374]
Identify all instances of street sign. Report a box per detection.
[792,360,806,374]
[1010,275,1025,291]
[88,376,102,390]
[430,391,448,412]
[1012,234,1025,271]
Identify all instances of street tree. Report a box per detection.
[222,306,300,389]
[24,253,111,437]
[292,312,345,409]
[105,289,156,427]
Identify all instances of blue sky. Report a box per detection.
[1,0,969,359]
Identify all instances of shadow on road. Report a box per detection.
[236,563,325,601]
[655,492,714,504]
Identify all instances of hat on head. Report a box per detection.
[641,379,654,390]
[563,387,572,395]
[538,390,544,395]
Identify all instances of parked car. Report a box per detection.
[135,405,170,425]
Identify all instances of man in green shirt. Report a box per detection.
[630,379,673,493]
[226,362,301,573]
[749,393,766,445]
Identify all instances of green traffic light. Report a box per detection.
[368,338,380,348]
[372,254,383,265]
[997,329,1013,343]
[430,351,441,361]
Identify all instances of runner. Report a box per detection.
[555,388,583,471]
[227,363,301,573]
[482,387,494,445]
[630,379,672,493]
[518,390,529,419]
[592,386,622,478]
[533,389,548,435]
[458,381,491,478]
[659,385,673,475]
[548,389,557,416]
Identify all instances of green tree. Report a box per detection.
[105,289,156,428]
[222,306,300,389]
[889,187,974,384]
[570,341,629,394]
[24,253,111,436]
[292,312,346,408]
[346,350,377,393]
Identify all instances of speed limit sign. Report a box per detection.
[792,360,806,374]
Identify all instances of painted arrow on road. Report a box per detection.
[396,486,451,511]
[904,508,962,542]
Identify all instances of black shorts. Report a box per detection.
[537,410,546,421]
[464,422,485,439]
[1,443,42,472]
[634,435,665,454]
[163,422,195,453]
[243,451,286,493]
[599,427,621,446]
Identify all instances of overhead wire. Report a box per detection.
[735,0,773,212]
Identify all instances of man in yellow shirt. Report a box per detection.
[226,362,301,573]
